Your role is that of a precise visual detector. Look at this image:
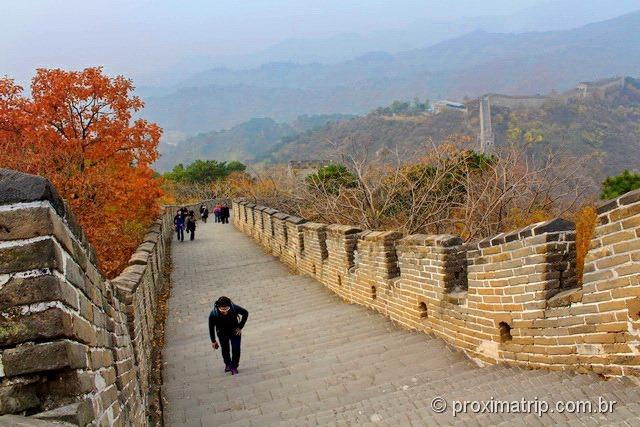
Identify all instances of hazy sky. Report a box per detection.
[0,0,636,85]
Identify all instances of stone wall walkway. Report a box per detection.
[163,220,640,426]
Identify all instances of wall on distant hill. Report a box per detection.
[233,193,640,377]
[487,94,549,109]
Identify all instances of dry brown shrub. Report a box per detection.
[161,180,215,206]
[574,203,598,285]
[215,135,595,244]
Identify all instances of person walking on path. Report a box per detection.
[186,210,197,241]
[173,209,186,242]
[214,204,222,223]
[220,203,230,224]
[200,205,209,223]
[209,296,248,375]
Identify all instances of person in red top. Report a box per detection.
[213,204,222,223]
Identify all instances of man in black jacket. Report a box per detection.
[220,204,230,224]
[209,296,248,375]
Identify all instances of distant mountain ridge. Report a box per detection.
[143,10,640,136]
[141,0,640,87]
[155,114,356,172]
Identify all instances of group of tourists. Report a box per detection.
[173,207,198,242]
[213,203,231,224]
[173,202,231,242]
[173,203,248,375]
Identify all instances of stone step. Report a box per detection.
[162,222,640,426]
[163,335,467,395]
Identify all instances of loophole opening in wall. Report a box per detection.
[626,297,640,321]
[312,264,316,275]
[371,286,377,300]
[499,322,512,343]
[419,302,428,319]
[337,275,342,287]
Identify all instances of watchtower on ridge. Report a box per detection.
[478,95,494,154]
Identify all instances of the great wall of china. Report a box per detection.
[232,190,640,378]
[1,166,640,425]
[475,77,632,154]
[0,169,219,425]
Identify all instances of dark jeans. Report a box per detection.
[221,216,229,224]
[176,227,184,241]
[214,213,221,223]
[188,228,195,240]
[219,333,241,368]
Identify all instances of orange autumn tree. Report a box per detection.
[0,67,162,277]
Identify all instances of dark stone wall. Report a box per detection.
[0,169,216,425]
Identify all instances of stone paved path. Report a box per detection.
[163,220,640,426]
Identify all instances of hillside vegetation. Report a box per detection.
[260,77,640,182]
[155,114,355,172]
[493,77,640,179]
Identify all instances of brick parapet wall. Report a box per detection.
[298,222,328,280]
[262,208,278,254]
[559,189,640,376]
[233,196,640,377]
[252,206,265,245]
[394,234,467,333]
[271,212,290,257]
[0,169,217,425]
[324,225,361,300]
[351,231,403,315]
[283,215,307,271]
[245,202,256,236]
[252,205,266,243]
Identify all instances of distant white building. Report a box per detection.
[431,100,468,114]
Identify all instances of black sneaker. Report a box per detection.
[224,364,231,372]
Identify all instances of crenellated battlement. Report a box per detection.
[1,167,638,425]
[233,190,640,377]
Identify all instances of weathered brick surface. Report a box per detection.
[271,211,290,257]
[233,197,640,377]
[324,224,361,298]
[560,188,640,377]
[282,214,307,270]
[298,222,328,280]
